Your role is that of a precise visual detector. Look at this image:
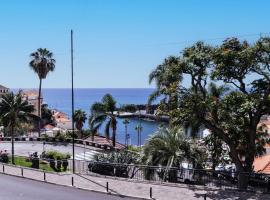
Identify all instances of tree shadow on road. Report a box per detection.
[190,186,270,200]
[75,174,128,198]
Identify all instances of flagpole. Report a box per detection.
[71,29,75,174]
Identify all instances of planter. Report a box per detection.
[49,159,56,169]
[56,160,62,171]
[62,159,68,171]
[31,158,40,169]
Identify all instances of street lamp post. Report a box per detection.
[135,124,143,149]
[123,119,130,147]
[43,141,45,152]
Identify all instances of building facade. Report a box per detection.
[22,90,42,116]
[0,85,10,98]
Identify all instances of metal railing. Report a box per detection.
[0,137,118,150]
[73,160,270,193]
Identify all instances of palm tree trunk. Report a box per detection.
[80,130,83,139]
[91,131,94,141]
[11,126,15,165]
[38,78,42,137]
[112,129,116,147]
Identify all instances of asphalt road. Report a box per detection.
[0,174,136,200]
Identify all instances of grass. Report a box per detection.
[8,156,58,172]
[127,145,141,152]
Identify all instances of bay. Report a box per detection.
[19,88,164,145]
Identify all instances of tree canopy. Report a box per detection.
[89,94,118,146]
[150,37,270,177]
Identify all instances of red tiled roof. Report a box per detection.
[259,119,270,126]
[253,154,270,174]
[22,90,40,98]
[43,124,55,130]
[84,135,125,150]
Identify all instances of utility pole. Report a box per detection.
[71,29,75,174]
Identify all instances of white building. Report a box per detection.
[0,85,10,98]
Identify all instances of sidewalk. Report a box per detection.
[0,163,269,200]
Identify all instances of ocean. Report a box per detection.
[19,88,164,145]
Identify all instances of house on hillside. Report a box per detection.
[22,90,42,116]
[0,85,10,98]
[253,154,270,174]
[52,110,72,130]
[258,119,270,135]
[257,119,270,154]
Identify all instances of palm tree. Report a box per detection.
[142,127,206,180]
[142,127,191,168]
[74,109,87,138]
[148,56,182,109]
[0,92,35,164]
[29,48,56,136]
[89,94,118,147]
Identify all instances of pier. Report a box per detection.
[114,111,169,122]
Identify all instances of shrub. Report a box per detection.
[88,150,140,178]
[30,152,39,169]
[55,132,66,142]
[66,131,77,139]
[44,150,70,160]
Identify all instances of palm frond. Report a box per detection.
[91,102,105,114]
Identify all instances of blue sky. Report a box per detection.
[1,0,270,88]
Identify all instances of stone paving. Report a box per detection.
[0,163,269,200]
[0,141,102,157]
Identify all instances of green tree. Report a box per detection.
[0,92,35,164]
[203,83,230,169]
[154,38,270,188]
[41,104,55,126]
[29,48,56,136]
[89,94,118,147]
[148,56,183,117]
[73,109,87,138]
